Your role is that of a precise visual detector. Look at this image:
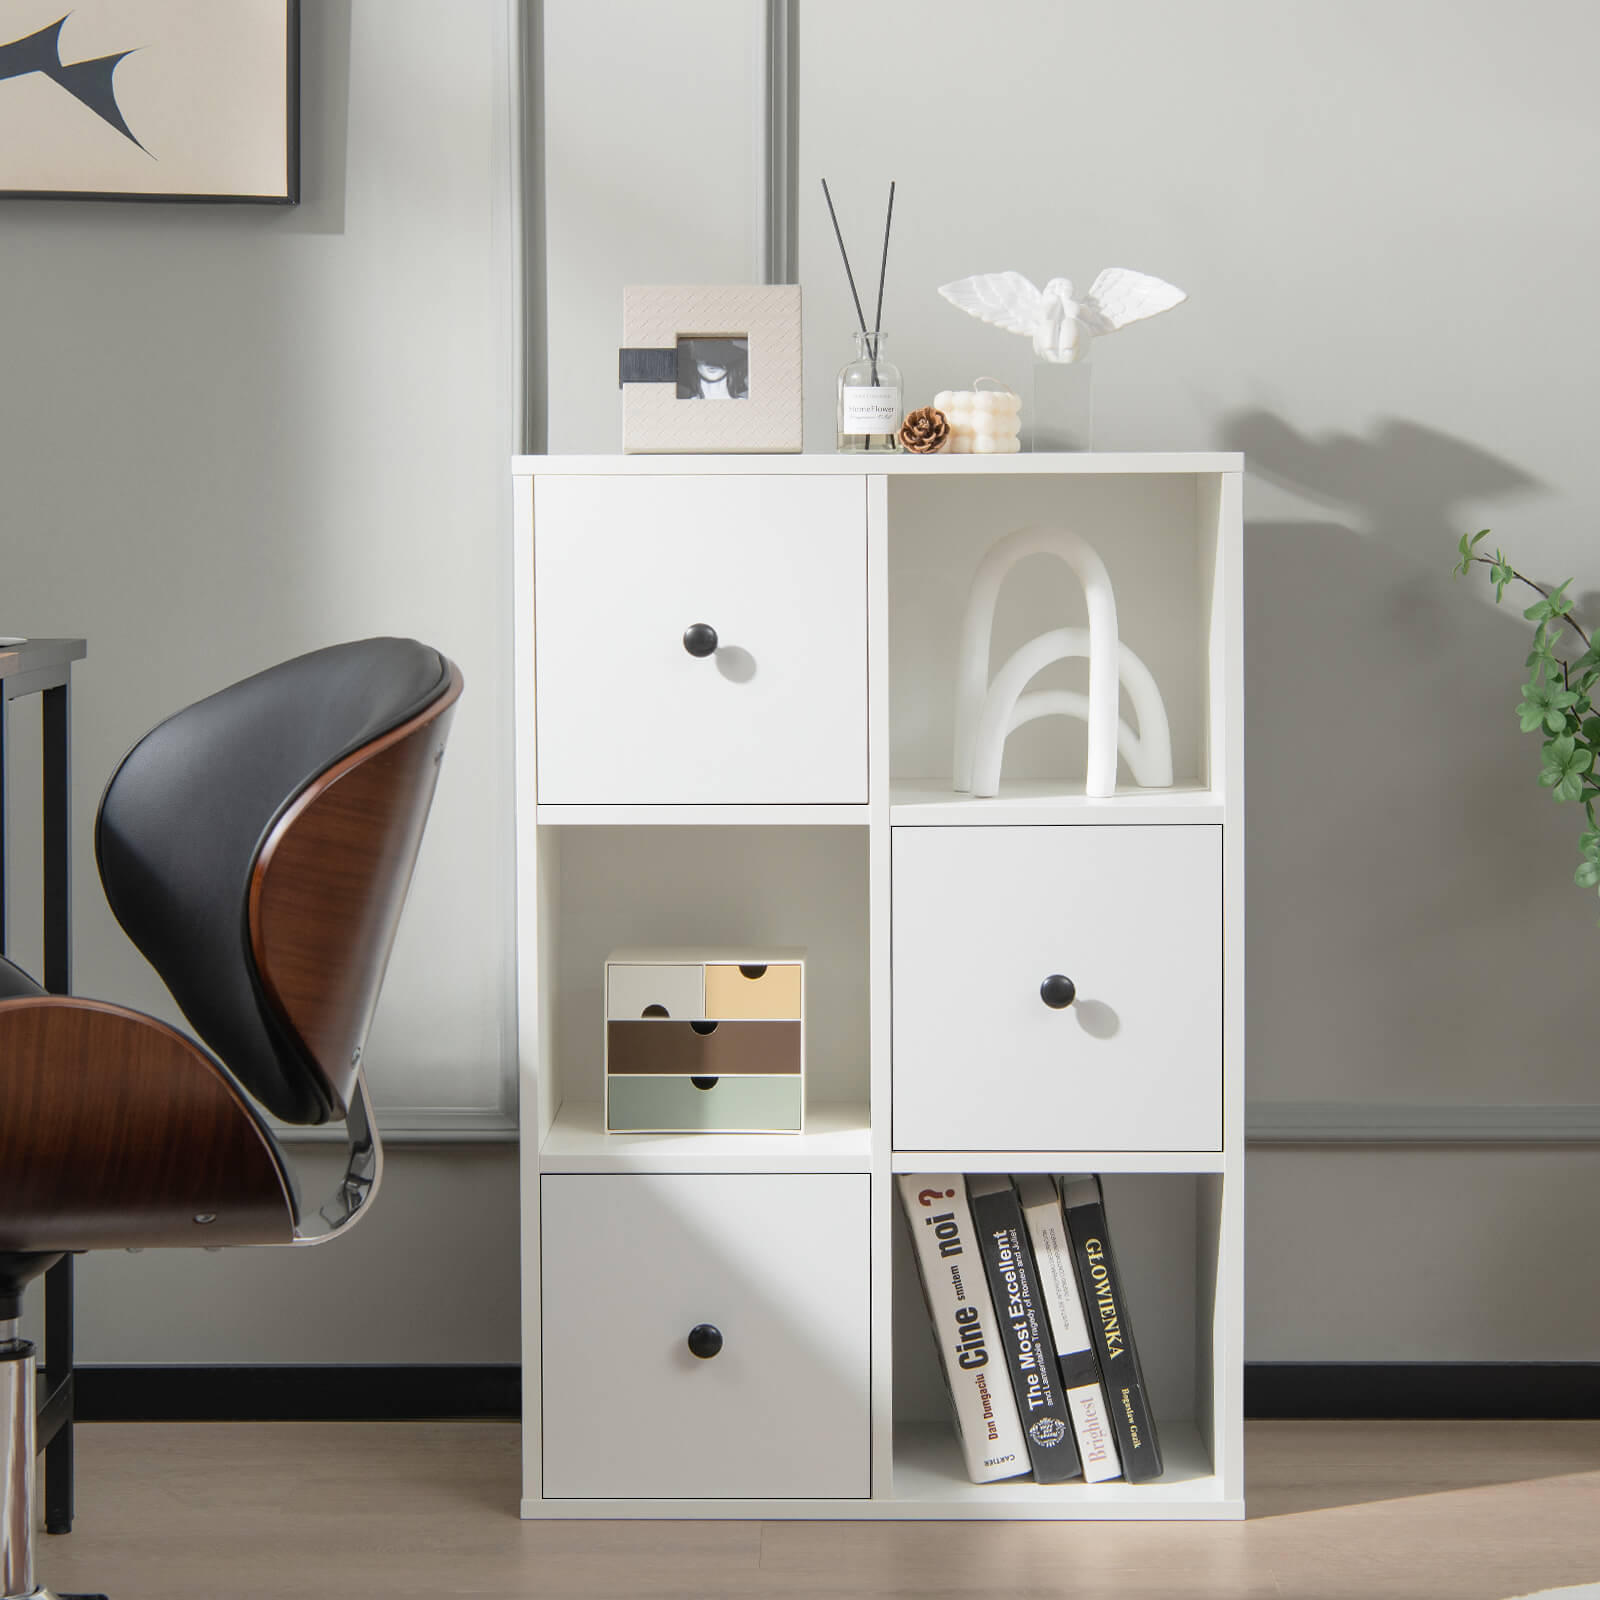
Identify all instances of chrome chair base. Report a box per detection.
[3,1330,104,1600]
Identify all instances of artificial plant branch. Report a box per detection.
[1456,530,1600,918]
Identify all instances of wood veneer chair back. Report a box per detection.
[95,638,463,1126]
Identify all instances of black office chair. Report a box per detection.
[0,638,462,1600]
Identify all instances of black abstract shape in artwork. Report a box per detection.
[0,15,146,154]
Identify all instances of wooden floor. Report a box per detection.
[29,1420,1600,1599]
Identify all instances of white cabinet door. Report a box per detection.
[892,826,1222,1151]
[534,475,868,804]
[540,1173,871,1499]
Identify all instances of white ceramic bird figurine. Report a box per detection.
[938,269,1186,363]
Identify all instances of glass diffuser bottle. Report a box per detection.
[837,331,902,452]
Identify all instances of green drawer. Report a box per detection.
[606,1074,804,1133]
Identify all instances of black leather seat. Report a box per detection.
[0,638,462,1600]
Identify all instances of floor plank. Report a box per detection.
[26,1420,1600,1600]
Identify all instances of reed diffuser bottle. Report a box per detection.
[837,331,902,453]
[822,177,902,453]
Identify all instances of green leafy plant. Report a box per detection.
[1456,530,1600,913]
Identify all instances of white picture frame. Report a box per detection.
[621,283,803,454]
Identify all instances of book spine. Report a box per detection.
[967,1178,1081,1483]
[897,1176,1029,1484]
[1015,1175,1122,1483]
[1061,1177,1164,1483]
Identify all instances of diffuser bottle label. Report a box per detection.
[841,387,900,432]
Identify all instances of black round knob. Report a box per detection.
[687,1323,723,1359]
[683,623,718,658]
[1040,974,1077,1009]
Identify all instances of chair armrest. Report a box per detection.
[0,996,297,1252]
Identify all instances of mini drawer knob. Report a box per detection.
[687,1323,723,1359]
[1040,974,1077,1010]
[682,623,718,658]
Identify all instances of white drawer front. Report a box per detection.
[605,962,705,1020]
[540,1173,871,1499]
[892,826,1222,1151]
[534,475,868,804]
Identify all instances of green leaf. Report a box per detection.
[1577,860,1600,889]
[1456,529,1490,576]
[1525,580,1575,624]
[1524,680,1581,733]
[1540,734,1592,802]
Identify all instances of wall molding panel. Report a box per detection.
[759,0,797,284]
[1247,1102,1600,1146]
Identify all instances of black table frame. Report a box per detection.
[1,639,83,1537]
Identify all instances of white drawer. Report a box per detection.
[892,826,1222,1151]
[533,475,868,804]
[605,962,704,1020]
[540,1173,871,1499]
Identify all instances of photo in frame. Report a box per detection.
[0,0,299,203]
[619,285,802,453]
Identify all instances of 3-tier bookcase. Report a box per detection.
[512,453,1244,1519]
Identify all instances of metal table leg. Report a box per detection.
[41,679,76,1537]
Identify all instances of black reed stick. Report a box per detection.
[821,178,870,340]
[872,181,896,340]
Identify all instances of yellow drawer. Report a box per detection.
[704,962,802,1020]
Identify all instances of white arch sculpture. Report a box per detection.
[952,526,1174,800]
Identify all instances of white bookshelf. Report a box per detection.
[513,453,1245,1521]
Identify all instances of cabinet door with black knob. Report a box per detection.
[533,475,869,804]
[891,825,1223,1152]
[539,1172,870,1499]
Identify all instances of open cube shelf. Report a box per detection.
[890,1171,1240,1517]
[888,471,1229,806]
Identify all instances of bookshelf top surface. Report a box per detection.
[514,452,1242,477]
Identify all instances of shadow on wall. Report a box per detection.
[280,0,352,237]
[1227,413,1541,552]
[1222,411,1599,1105]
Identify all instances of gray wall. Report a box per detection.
[6,0,522,1362]
[8,0,1599,1367]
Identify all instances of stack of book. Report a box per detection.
[898,1172,1163,1486]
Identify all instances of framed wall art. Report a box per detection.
[0,1,299,203]
[619,284,803,453]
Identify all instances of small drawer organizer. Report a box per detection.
[604,947,806,1133]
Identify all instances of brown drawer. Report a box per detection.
[606,1019,801,1077]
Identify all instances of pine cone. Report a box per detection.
[899,406,950,454]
